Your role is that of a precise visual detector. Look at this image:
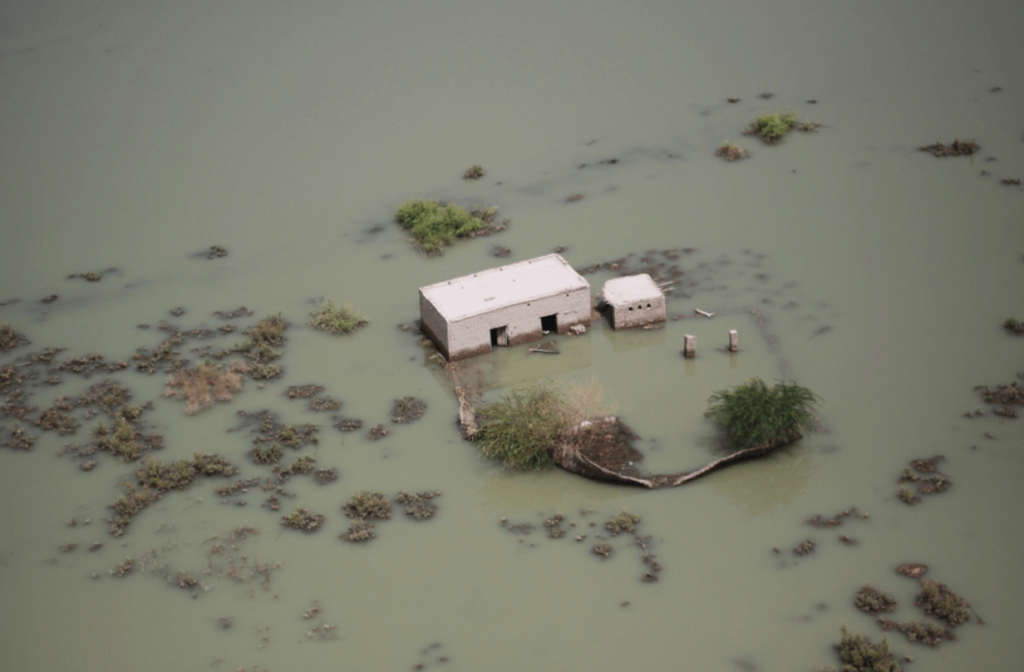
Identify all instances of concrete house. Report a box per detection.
[601,274,666,329]
[419,253,592,361]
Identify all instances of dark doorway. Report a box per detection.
[541,314,558,332]
[490,326,508,347]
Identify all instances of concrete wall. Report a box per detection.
[612,294,666,329]
[443,286,591,361]
[418,291,450,359]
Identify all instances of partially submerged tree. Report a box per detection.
[704,378,820,450]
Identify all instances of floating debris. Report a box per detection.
[918,139,979,157]
[897,563,928,579]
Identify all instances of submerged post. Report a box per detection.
[728,329,739,353]
[683,334,696,359]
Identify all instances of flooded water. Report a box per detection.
[2,0,1023,670]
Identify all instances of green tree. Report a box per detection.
[704,378,820,449]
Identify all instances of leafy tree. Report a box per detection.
[704,378,820,449]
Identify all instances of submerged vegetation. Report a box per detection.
[164,359,248,414]
[395,198,502,254]
[704,378,820,449]
[818,625,901,672]
[1004,318,1024,335]
[1,323,27,350]
[309,298,368,335]
[916,579,973,627]
[715,141,749,161]
[744,112,818,143]
[462,164,485,180]
[918,139,979,157]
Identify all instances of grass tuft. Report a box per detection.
[310,298,368,335]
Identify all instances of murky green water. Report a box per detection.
[2,1,1023,670]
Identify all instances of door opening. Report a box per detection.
[540,314,558,333]
[490,326,508,347]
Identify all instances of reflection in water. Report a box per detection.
[708,443,816,515]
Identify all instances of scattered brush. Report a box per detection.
[164,360,248,414]
[309,298,368,335]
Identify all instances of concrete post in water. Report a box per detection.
[728,329,739,353]
[683,334,696,359]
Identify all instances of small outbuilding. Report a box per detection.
[601,274,666,329]
[419,254,592,361]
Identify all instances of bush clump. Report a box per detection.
[715,141,749,161]
[605,510,640,536]
[310,298,368,335]
[282,507,325,533]
[704,378,820,450]
[395,199,492,254]
[164,359,248,414]
[817,625,901,672]
[343,491,391,520]
[1004,317,1024,335]
[474,383,569,471]
[915,579,972,627]
[854,584,897,615]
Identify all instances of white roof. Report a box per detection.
[420,254,590,321]
[601,274,662,305]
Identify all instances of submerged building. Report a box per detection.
[419,253,591,361]
[601,274,666,329]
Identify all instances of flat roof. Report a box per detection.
[420,253,590,321]
[601,274,662,305]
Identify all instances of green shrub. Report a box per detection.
[474,383,569,471]
[748,112,798,143]
[395,199,488,254]
[310,298,367,335]
[704,378,820,449]
[831,624,901,672]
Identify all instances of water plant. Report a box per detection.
[915,579,972,626]
[819,624,901,672]
[390,396,426,424]
[715,141,749,161]
[605,510,640,536]
[918,139,979,157]
[854,584,897,615]
[746,112,798,143]
[0,323,27,350]
[877,618,955,647]
[463,164,485,180]
[1004,318,1024,335]
[396,491,440,520]
[282,507,325,533]
[236,313,287,366]
[164,359,248,414]
[395,198,492,254]
[340,519,376,543]
[309,298,368,335]
[704,378,820,450]
[897,487,919,505]
[343,491,391,520]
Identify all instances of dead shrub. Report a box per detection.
[165,359,248,414]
